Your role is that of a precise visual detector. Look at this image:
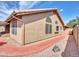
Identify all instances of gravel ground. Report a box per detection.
[0,29,75,57]
[0,34,65,57]
[27,29,79,57]
[27,34,69,57]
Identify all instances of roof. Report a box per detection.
[14,8,57,16]
[64,25,69,28]
[0,21,8,26]
[5,8,57,22]
[15,8,56,12]
[5,8,65,27]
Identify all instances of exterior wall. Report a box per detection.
[0,25,5,32]
[5,25,10,33]
[10,11,64,45]
[10,20,24,45]
[52,14,64,33]
[22,11,64,44]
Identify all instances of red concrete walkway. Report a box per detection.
[0,34,66,56]
[0,37,6,45]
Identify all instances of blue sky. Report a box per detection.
[0,1,79,24]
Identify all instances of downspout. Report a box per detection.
[12,15,25,45]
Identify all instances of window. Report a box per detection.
[45,24,49,34]
[45,17,52,34]
[55,21,58,24]
[56,26,59,31]
[12,21,17,35]
[46,17,52,23]
[49,24,52,33]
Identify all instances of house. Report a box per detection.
[5,8,65,45]
[0,21,7,34]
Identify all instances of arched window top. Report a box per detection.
[55,21,58,24]
[46,16,52,23]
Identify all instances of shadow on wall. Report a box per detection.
[0,32,6,36]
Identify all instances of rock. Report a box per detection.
[52,45,60,52]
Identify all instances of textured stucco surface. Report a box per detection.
[10,11,64,45]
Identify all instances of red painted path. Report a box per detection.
[0,34,66,56]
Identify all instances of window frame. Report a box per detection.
[56,26,59,31]
[45,17,52,34]
[12,20,17,35]
[55,21,58,24]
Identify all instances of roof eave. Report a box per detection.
[5,11,16,22]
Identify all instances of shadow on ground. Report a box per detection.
[62,35,79,57]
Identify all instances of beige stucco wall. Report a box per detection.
[0,25,5,32]
[10,20,24,45]
[22,11,64,44]
[10,11,64,45]
[53,14,64,32]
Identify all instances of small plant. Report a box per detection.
[52,45,60,52]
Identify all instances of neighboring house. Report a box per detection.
[0,21,7,33]
[5,8,65,45]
